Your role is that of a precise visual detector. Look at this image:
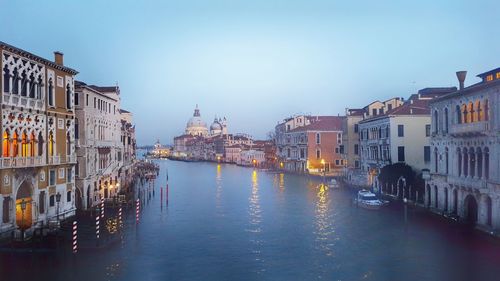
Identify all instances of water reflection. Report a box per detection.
[215,164,223,215]
[247,170,264,273]
[314,183,336,276]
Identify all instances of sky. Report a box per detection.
[1,0,498,145]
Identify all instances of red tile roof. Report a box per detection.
[290,116,344,132]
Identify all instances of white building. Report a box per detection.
[239,149,265,167]
[74,81,122,209]
[424,69,500,232]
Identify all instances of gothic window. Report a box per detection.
[462,104,468,123]
[29,73,35,98]
[30,132,35,157]
[444,108,449,133]
[12,68,19,95]
[3,65,10,93]
[36,75,42,99]
[48,78,54,107]
[48,131,54,156]
[433,110,439,133]
[38,132,44,156]
[484,99,489,121]
[445,147,449,174]
[477,147,483,178]
[457,148,462,176]
[12,131,18,157]
[468,102,474,122]
[476,101,482,121]
[67,132,71,156]
[20,71,27,96]
[75,118,79,139]
[434,147,438,173]
[66,84,72,109]
[484,147,489,180]
[456,105,461,124]
[463,148,468,177]
[21,131,28,157]
[3,130,10,157]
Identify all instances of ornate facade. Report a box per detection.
[425,69,500,232]
[0,42,78,238]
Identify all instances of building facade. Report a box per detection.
[74,81,122,209]
[1,42,78,237]
[425,69,500,231]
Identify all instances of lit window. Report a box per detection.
[496,72,500,79]
[486,74,493,82]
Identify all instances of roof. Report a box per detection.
[289,116,344,132]
[477,67,500,79]
[0,41,79,75]
[75,80,119,101]
[431,77,500,103]
[88,85,119,94]
[347,108,364,116]
[417,87,457,97]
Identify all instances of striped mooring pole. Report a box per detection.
[118,207,123,227]
[72,221,78,254]
[101,198,105,219]
[136,199,140,223]
[95,211,100,239]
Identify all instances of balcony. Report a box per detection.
[48,155,60,165]
[447,175,487,189]
[449,121,489,137]
[0,156,45,168]
[66,155,77,163]
[3,93,45,111]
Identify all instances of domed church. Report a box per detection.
[210,116,228,136]
[185,105,209,136]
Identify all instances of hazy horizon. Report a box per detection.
[1,0,498,145]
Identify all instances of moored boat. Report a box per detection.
[354,190,385,210]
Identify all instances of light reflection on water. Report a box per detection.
[215,164,223,216]
[247,169,265,274]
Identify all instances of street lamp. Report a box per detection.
[56,192,61,221]
[20,199,27,241]
[252,159,257,168]
[403,197,408,224]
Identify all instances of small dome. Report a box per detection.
[210,121,222,131]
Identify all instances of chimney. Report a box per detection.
[456,71,467,90]
[54,51,64,66]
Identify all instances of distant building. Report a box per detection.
[424,68,500,231]
[275,116,345,175]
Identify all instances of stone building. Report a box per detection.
[424,68,500,232]
[74,81,122,209]
[0,42,77,238]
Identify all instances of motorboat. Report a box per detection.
[354,190,385,210]
[328,179,340,189]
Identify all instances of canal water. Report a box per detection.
[1,159,500,281]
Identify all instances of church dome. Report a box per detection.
[210,120,222,131]
[185,105,208,136]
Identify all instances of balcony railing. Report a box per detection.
[2,93,45,111]
[449,121,489,136]
[66,155,77,163]
[48,155,60,165]
[0,156,45,168]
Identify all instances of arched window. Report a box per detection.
[433,110,439,134]
[457,148,462,176]
[12,131,18,157]
[484,147,489,180]
[476,101,482,121]
[75,118,79,139]
[434,147,438,173]
[66,84,72,109]
[484,99,489,121]
[29,73,35,98]
[30,132,35,157]
[66,132,71,156]
[468,102,474,122]
[445,147,449,174]
[48,79,54,107]
[463,148,468,177]
[456,105,461,124]
[12,68,19,95]
[477,147,483,178]
[462,104,468,123]
[36,75,43,99]
[48,131,54,157]
[444,108,449,133]
[38,132,44,156]
[469,147,475,178]
[3,65,10,93]
[20,71,27,97]
[3,130,10,157]
[21,131,28,157]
